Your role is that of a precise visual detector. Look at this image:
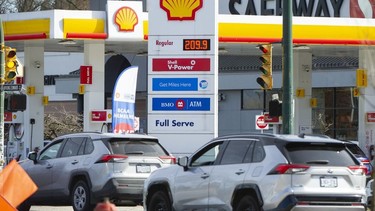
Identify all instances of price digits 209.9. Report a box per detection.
[183,39,210,51]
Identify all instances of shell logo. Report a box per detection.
[160,0,203,21]
[350,0,375,18]
[114,6,139,32]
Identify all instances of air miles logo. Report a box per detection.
[114,6,138,32]
[350,0,375,18]
[160,0,203,21]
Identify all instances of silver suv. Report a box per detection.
[17,132,175,211]
[143,133,368,211]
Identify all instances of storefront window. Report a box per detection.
[312,87,358,140]
[242,87,358,140]
[242,89,282,110]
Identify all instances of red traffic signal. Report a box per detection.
[259,45,270,54]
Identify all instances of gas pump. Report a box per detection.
[5,111,25,164]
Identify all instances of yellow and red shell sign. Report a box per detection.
[160,0,203,21]
[114,6,138,32]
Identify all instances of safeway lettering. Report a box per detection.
[229,0,343,17]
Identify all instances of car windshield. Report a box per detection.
[285,143,357,166]
[109,138,168,156]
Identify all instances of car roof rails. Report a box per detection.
[217,132,276,139]
[298,133,331,139]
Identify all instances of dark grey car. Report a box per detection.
[18,132,175,211]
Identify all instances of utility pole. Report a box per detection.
[0,19,5,170]
[282,0,293,134]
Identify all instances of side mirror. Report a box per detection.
[28,152,37,163]
[177,156,189,171]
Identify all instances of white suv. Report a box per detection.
[143,133,368,211]
[18,132,175,211]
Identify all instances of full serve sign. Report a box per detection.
[149,115,215,133]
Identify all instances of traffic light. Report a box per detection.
[4,47,18,82]
[257,44,273,89]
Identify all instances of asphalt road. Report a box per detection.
[27,205,374,211]
[30,205,143,211]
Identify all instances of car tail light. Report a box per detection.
[348,165,367,175]
[268,164,310,174]
[159,155,176,164]
[361,159,370,164]
[95,154,128,163]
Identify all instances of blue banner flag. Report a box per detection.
[112,66,138,133]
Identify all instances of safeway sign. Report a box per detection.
[255,115,269,130]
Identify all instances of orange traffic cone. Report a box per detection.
[94,197,117,211]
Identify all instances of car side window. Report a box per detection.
[84,138,94,154]
[39,141,63,160]
[220,140,252,165]
[243,142,255,163]
[191,141,223,167]
[60,137,85,157]
[252,141,265,162]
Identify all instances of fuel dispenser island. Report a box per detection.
[5,111,25,164]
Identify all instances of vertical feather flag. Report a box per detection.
[112,66,138,134]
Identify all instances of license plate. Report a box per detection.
[136,164,151,173]
[320,176,338,188]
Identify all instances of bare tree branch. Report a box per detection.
[4,0,88,13]
[44,106,83,140]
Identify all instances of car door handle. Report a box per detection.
[71,160,79,165]
[201,173,210,179]
[46,164,53,169]
[235,169,245,175]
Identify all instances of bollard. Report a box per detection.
[94,197,117,211]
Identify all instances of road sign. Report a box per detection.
[0,84,21,91]
[255,115,269,130]
[366,112,375,123]
[264,112,281,124]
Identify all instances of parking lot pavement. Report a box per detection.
[31,205,143,211]
[30,205,371,211]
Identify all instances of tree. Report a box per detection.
[4,0,89,13]
[44,106,83,140]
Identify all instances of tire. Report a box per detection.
[17,202,31,211]
[71,180,94,211]
[148,190,172,211]
[234,195,260,211]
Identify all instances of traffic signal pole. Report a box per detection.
[282,0,294,134]
[0,19,5,170]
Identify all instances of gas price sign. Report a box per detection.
[183,39,211,51]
